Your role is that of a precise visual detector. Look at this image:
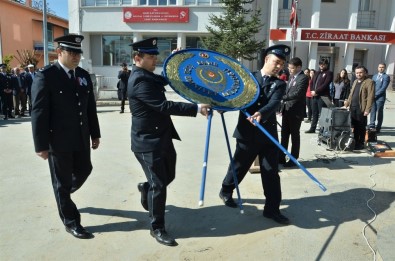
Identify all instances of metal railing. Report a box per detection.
[81,0,221,6]
[81,0,132,6]
[97,76,118,89]
[357,10,375,28]
[278,9,375,29]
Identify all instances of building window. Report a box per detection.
[359,0,370,11]
[102,35,134,66]
[139,0,177,5]
[143,36,177,65]
[186,36,204,49]
[47,23,53,43]
[184,0,220,5]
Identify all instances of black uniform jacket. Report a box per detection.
[233,71,286,144]
[31,62,101,153]
[128,67,197,153]
[281,72,309,120]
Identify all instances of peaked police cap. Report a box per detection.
[54,34,84,54]
[264,44,290,60]
[130,37,159,55]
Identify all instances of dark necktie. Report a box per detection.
[69,70,75,80]
[289,76,296,87]
[262,75,269,86]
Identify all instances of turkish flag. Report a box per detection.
[289,0,299,29]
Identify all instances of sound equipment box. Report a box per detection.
[367,141,395,157]
[318,107,354,150]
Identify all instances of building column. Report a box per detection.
[268,0,279,47]
[343,0,359,74]
[385,0,395,88]
[177,33,185,49]
[308,0,320,69]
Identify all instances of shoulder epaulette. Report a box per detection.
[39,64,53,72]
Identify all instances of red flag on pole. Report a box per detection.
[290,0,299,29]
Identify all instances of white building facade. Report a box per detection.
[69,0,394,89]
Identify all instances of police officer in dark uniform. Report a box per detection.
[219,45,291,225]
[31,34,101,239]
[0,64,14,120]
[128,38,210,246]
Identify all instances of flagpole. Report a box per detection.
[291,0,298,58]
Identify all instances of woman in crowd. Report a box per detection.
[332,69,351,107]
[304,68,314,123]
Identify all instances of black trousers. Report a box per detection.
[306,97,312,120]
[310,96,326,130]
[222,139,282,214]
[48,150,92,227]
[280,113,302,161]
[134,143,176,230]
[350,106,367,146]
[120,90,127,112]
[1,93,13,117]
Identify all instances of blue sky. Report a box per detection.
[47,0,68,20]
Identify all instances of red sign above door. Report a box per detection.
[123,7,189,23]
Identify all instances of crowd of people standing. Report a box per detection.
[0,63,36,120]
[279,59,390,148]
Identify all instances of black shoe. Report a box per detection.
[354,144,365,150]
[137,182,149,211]
[150,229,177,246]
[283,161,296,168]
[120,110,124,113]
[2,117,7,120]
[8,115,14,119]
[305,129,315,133]
[263,211,290,225]
[219,190,237,208]
[65,225,94,239]
[279,157,286,164]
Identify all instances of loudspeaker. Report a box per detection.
[318,107,352,149]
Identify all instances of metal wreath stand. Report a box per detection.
[163,49,327,213]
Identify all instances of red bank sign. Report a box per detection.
[123,7,189,23]
[300,29,395,44]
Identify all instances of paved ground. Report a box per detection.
[1,90,394,260]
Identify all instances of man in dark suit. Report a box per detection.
[128,38,210,246]
[31,34,101,239]
[279,57,309,167]
[11,67,28,117]
[219,45,291,225]
[0,64,14,120]
[25,64,36,116]
[305,58,333,133]
[117,62,131,113]
[369,63,390,133]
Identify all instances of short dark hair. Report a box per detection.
[289,57,302,67]
[121,62,127,67]
[319,58,329,65]
[355,65,368,74]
